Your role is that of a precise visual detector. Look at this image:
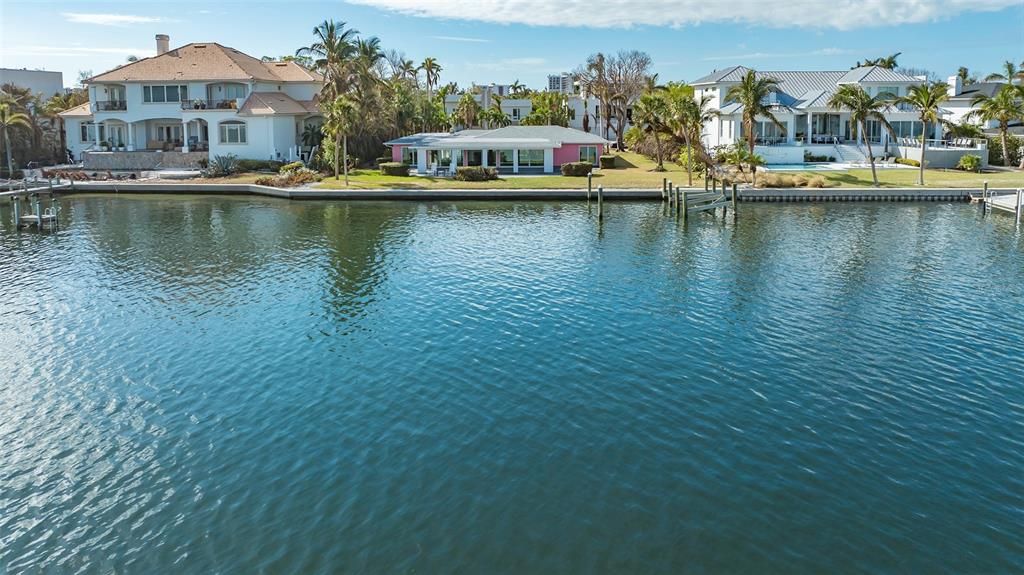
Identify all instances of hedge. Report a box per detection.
[560,162,593,176]
[894,158,920,167]
[453,166,498,181]
[379,162,411,176]
[237,159,283,172]
[599,155,617,169]
[375,156,391,166]
[956,154,982,172]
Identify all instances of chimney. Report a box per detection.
[947,74,962,97]
[156,34,170,55]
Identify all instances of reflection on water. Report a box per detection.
[1,195,1022,573]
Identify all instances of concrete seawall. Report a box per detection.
[43,182,1016,202]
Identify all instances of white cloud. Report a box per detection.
[346,0,1019,29]
[62,13,164,26]
[430,35,490,43]
[702,48,854,61]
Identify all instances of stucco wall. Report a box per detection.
[391,145,404,162]
[553,143,601,166]
[898,145,989,169]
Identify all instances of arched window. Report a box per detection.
[219,121,247,144]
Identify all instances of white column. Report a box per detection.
[806,113,813,144]
[181,120,190,152]
[933,121,941,140]
[94,121,101,148]
[416,148,427,173]
[449,149,457,173]
[787,116,795,143]
[127,122,135,151]
[512,149,519,174]
[481,149,489,167]
[543,149,553,173]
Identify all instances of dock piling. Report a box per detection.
[732,183,738,210]
[662,177,667,201]
[587,172,592,201]
[597,185,604,221]
[1016,189,1023,223]
[681,190,688,221]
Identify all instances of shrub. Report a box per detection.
[236,159,283,172]
[279,161,304,174]
[453,166,498,181]
[987,136,1022,166]
[807,175,827,188]
[379,162,411,176]
[205,154,240,177]
[677,147,707,176]
[375,156,391,166]
[255,167,322,188]
[560,161,593,176]
[895,158,920,167]
[803,151,833,162]
[599,155,617,169]
[956,154,982,172]
[793,174,809,187]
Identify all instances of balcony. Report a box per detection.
[181,99,240,111]
[95,100,127,112]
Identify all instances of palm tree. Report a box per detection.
[984,61,1022,83]
[631,90,670,171]
[666,85,717,186]
[398,59,417,82]
[725,70,785,155]
[454,93,481,128]
[509,79,526,97]
[969,85,1024,167]
[894,82,949,185]
[323,96,357,184]
[420,57,442,99]
[855,53,901,69]
[296,20,360,97]
[43,91,87,162]
[828,85,895,187]
[0,102,31,178]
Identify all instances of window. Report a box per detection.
[519,149,544,167]
[219,121,247,144]
[499,150,514,165]
[401,147,415,164]
[579,145,598,165]
[878,86,899,98]
[512,108,520,119]
[80,122,105,142]
[223,84,247,99]
[144,85,187,103]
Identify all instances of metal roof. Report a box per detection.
[838,66,921,84]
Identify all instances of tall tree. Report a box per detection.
[0,102,31,177]
[984,60,1023,83]
[296,20,360,98]
[828,85,895,187]
[43,90,89,161]
[665,83,716,187]
[894,82,949,185]
[455,93,481,128]
[323,96,357,183]
[420,57,442,99]
[725,70,785,155]
[969,85,1024,167]
[631,90,670,170]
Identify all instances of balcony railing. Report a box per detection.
[181,99,240,111]
[95,100,127,111]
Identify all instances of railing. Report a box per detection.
[181,99,239,111]
[895,137,985,150]
[94,100,127,111]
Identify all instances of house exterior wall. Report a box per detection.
[552,143,601,166]
[391,145,404,162]
[0,68,63,98]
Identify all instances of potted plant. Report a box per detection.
[193,98,202,110]
[99,140,110,151]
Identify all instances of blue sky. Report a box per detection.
[1,0,1022,89]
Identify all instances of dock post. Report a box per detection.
[732,183,738,210]
[704,173,709,192]
[1017,189,1023,223]
[12,197,21,227]
[587,172,592,201]
[597,186,604,221]
[668,181,673,208]
[662,177,667,201]
[676,185,683,216]
[681,190,688,221]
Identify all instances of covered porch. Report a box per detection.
[408,146,554,175]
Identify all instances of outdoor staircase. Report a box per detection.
[834,143,868,165]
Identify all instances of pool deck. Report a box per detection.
[2,180,1017,203]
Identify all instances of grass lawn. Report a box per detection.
[314,152,705,190]
[189,152,1020,190]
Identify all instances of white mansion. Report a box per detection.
[61,35,324,169]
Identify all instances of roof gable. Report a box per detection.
[87,43,322,83]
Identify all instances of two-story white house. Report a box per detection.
[692,65,985,166]
[60,35,323,170]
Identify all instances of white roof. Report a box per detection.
[386,126,608,149]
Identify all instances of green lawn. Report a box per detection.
[196,152,1020,190]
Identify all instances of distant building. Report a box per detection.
[944,76,1005,129]
[0,68,64,98]
[547,73,574,94]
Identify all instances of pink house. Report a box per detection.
[385,126,608,174]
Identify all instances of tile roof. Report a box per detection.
[385,126,609,147]
[238,92,317,116]
[57,102,92,117]
[87,43,323,83]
